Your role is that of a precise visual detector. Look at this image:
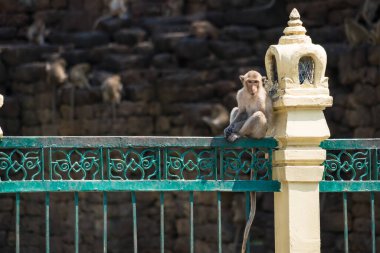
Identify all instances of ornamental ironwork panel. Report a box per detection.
[0,137,276,183]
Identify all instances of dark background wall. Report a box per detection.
[0,0,378,252]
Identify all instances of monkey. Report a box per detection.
[190,21,219,40]
[164,0,184,17]
[224,70,272,142]
[202,104,229,135]
[46,58,68,86]
[27,17,49,45]
[93,0,129,29]
[223,70,273,253]
[69,63,91,89]
[101,75,123,104]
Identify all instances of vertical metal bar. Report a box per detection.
[132,192,138,253]
[220,149,224,181]
[217,192,222,253]
[160,192,165,253]
[214,148,218,180]
[343,192,349,253]
[100,147,104,180]
[103,192,108,253]
[75,192,79,253]
[189,191,194,253]
[163,148,168,180]
[49,147,53,180]
[245,192,251,253]
[268,148,273,180]
[15,193,20,253]
[41,147,45,180]
[46,192,50,253]
[371,192,376,253]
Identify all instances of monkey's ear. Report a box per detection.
[239,75,244,84]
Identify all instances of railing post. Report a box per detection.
[0,93,3,137]
[265,9,333,253]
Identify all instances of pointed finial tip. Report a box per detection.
[290,8,300,19]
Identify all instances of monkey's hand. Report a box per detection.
[224,125,240,143]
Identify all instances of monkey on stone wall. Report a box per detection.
[190,21,219,40]
[69,63,91,89]
[101,75,123,105]
[344,0,380,46]
[163,0,184,17]
[46,58,68,86]
[93,0,129,29]
[27,17,49,45]
[224,70,273,253]
[202,104,229,135]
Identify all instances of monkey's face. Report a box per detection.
[245,78,260,96]
[240,70,262,96]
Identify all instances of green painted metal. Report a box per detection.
[320,139,380,253]
[321,139,380,150]
[132,192,138,253]
[0,137,275,182]
[0,136,279,253]
[319,181,380,192]
[343,193,348,253]
[0,180,280,193]
[371,192,376,253]
[103,192,107,253]
[189,191,194,253]
[217,192,222,253]
[16,192,20,253]
[75,192,79,253]
[0,136,277,148]
[46,192,50,253]
[160,192,164,253]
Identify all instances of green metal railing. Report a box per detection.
[0,136,279,253]
[320,139,380,253]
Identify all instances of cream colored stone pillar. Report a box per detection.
[265,9,333,253]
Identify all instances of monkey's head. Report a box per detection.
[239,70,263,96]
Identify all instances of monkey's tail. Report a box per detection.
[241,191,256,253]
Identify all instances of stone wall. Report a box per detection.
[0,0,378,252]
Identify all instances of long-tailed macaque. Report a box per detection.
[101,75,123,104]
[93,0,129,29]
[224,70,272,142]
[224,70,273,253]
[69,63,91,89]
[27,17,49,45]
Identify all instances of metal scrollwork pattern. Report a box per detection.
[222,148,271,180]
[108,148,159,180]
[376,149,380,180]
[323,150,370,181]
[166,148,216,180]
[0,149,42,181]
[51,149,101,180]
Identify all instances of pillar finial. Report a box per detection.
[279,8,311,44]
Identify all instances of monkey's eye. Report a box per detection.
[253,80,259,84]
[247,80,253,84]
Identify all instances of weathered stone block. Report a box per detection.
[175,38,209,60]
[10,62,47,83]
[114,28,146,46]
[222,25,259,41]
[210,41,251,59]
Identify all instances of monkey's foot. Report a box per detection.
[227,133,240,142]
